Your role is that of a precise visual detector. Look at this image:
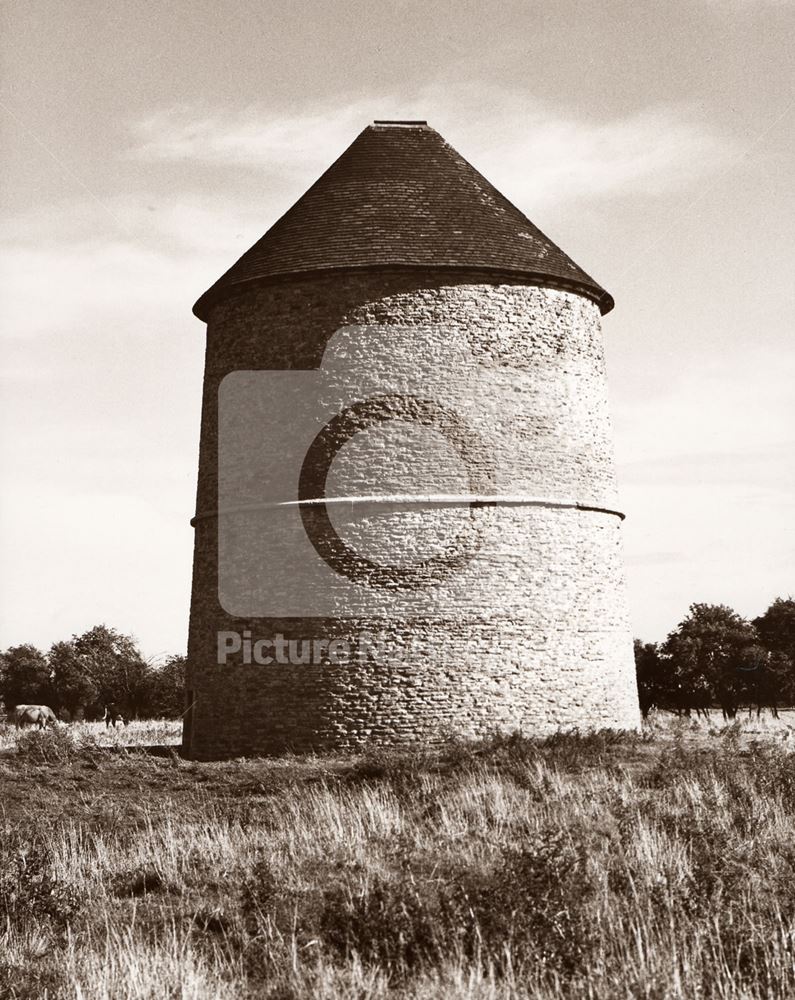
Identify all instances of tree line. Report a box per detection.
[635,597,795,719]
[2,599,793,724]
[0,624,185,721]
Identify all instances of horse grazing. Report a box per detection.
[14,705,59,730]
[103,704,126,729]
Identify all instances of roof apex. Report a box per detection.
[372,119,429,127]
[193,121,613,320]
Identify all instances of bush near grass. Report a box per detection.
[0,843,85,930]
[14,725,103,764]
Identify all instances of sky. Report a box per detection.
[0,0,793,660]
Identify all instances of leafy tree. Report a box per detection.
[660,603,794,713]
[0,644,52,709]
[69,625,152,719]
[633,640,664,717]
[754,597,795,656]
[149,655,186,718]
[740,596,795,706]
[48,640,98,718]
[660,603,757,696]
[769,651,795,707]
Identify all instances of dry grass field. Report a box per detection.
[1,714,794,999]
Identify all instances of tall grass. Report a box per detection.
[1,721,794,998]
[0,718,182,755]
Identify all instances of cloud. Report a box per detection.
[0,189,266,345]
[130,99,377,172]
[467,106,733,209]
[128,88,735,210]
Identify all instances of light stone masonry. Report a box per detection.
[184,270,640,759]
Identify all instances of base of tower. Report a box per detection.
[182,623,641,760]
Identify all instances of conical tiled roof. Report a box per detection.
[193,121,613,320]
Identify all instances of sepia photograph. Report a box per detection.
[1,1,793,997]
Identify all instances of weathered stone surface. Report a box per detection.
[185,270,639,759]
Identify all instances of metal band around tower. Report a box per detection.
[190,494,626,526]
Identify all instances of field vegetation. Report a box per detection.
[1,716,794,999]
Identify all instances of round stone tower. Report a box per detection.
[184,120,639,759]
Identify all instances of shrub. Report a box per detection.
[0,844,84,930]
[15,726,101,764]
